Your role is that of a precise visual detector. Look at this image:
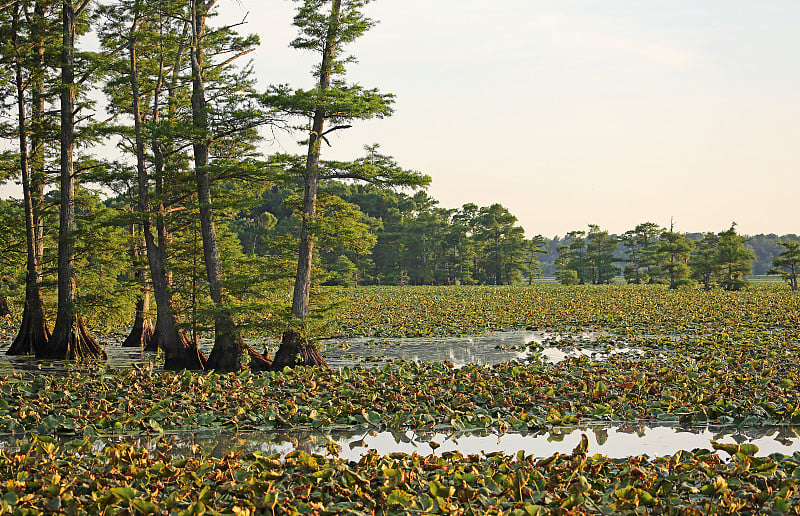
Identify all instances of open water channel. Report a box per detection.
[1,329,798,459]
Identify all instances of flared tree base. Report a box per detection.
[7,304,50,356]
[39,317,106,361]
[144,331,161,353]
[248,345,273,372]
[205,317,272,372]
[161,330,207,371]
[271,329,328,370]
[122,315,154,348]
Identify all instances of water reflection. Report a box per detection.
[296,424,800,461]
[3,424,797,461]
[0,330,575,372]
[0,329,653,374]
[320,329,639,368]
[320,332,535,368]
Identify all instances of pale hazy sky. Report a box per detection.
[5,1,798,238]
[221,0,798,237]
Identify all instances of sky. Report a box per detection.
[5,0,799,238]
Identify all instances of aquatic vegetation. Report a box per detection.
[2,435,800,514]
[1,284,799,512]
[0,284,798,436]
[327,284,800,338]
[0,337,799,437]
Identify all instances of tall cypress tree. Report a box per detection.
[715,224,755,291]
[657,231,694,289]
[769,241,800,291]
[98,0,207,369]
[265,0,427,368]
[3,1,58,356]
[44,0,105,360]
[188,0,273,371]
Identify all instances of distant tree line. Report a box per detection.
[230,182,799,291]
[231,182,545,287]
[540,223,799,291]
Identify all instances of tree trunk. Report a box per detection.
[123,177,154,349]
[45,0,105,361]
[122,295,154,348]
[273,0,342,370]
[189,0,269,372]
[494,233,501,285]
[128,5,205,369]
[8,2,50,356]
[272,328,327,370]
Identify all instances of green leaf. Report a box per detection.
[387,490,414,508]
[111,487,136,500]
[738,443,759,456]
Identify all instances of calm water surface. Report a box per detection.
[3,425,797,461]
[0,329,626,373]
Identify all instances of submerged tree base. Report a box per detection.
[122,315,155,348]
[149,316,206,370]
[206,336,272,372]
[7,303,50,356]
[205,315,272,372]
[38,317,106,361]
[271,329,328,370]
[160,331,207,371]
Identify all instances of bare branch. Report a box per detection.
[76,0,91,17]
[0,1,19,12]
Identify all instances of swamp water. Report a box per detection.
[0,329,616,373]
[2,425,798,463]
[201,424,800,461]
[1,329,793,459]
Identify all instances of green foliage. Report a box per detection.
[473,204,527,285]
[556,268,579,285]
[523,235,549,284]
[657,231,694,289]
[689,232,720,290]
[0,199,25,301]
[586,225,618,284]
[71,190,133,331]
[715,224,755,291]
[555,226,618,285]
[327,254,357,286]
[747,233,800,275]
[769,241,800,291]
[234,183,538,287]
[621,222,662,284]
[166,204,290,341]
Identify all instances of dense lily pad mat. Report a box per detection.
[2,435,800,515]
[327,284,800,337]
[1,347,799,437]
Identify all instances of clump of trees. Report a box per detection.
[242,183,545,286]
[769,241,800,291]
[0,0,427,371]
[552,222,761,291]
